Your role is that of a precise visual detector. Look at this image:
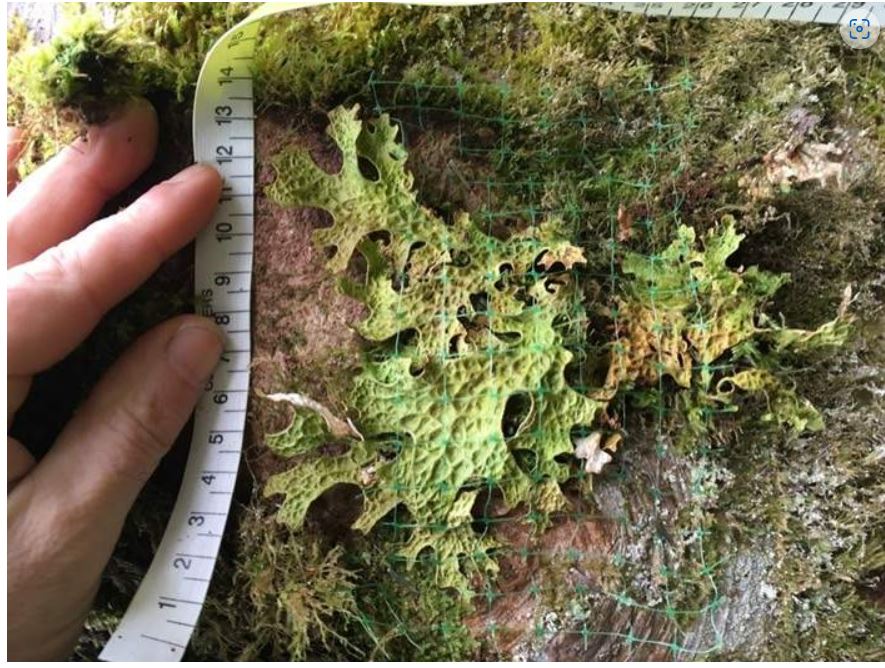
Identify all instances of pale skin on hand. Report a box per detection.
[7,99,225,660]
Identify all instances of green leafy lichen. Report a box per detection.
[263,107,852,601]
[268,105,445,277]
[266,409,332,459]
[597,218,852,435]
[265,105,606,595]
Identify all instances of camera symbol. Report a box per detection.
[840,13,880,49]
[848,18,872,40]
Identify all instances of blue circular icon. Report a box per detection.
[841,13,880,49]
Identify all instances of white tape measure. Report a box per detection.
[608,1,883,23]
[99,4,290,660]
[99,1,882,660]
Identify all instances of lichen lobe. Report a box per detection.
[265,105,605,593]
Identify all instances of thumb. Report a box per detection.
[7,315,223,659]
[26,314,224,544]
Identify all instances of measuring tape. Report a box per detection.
[608,1,882,22]
[98,3,298,660]
[99,1,881,660]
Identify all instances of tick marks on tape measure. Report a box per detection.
[140,633,184,649]
[174,552,215,560]
[166,619,196,628]
[622,2,876,24]
[160,595,201,606]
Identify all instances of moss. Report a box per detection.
[7,12,81,172]
[9,3,253,112]
[190,502,478,661]
[188,504,359,661]
[348,549,480,661]
[10,14,139,122]
[709,402,885,660]
[7,3,252,174]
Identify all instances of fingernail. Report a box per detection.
[167,321,224,385]
[168,163,220,185]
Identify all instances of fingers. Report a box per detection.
[7,98,158,268]
[7,127,25,193]
[31,315,223,519]
[7,315,222,661]
[7,163,222,376]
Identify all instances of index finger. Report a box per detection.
[7,164,222,376]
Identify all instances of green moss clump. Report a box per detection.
[9,4,253,113]
[327,537,481,661]
[7,3,253,173]
[191,506,359,661]
[11,14,139,122]
[191,503,477,661]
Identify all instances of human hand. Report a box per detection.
[7,100,224,660]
